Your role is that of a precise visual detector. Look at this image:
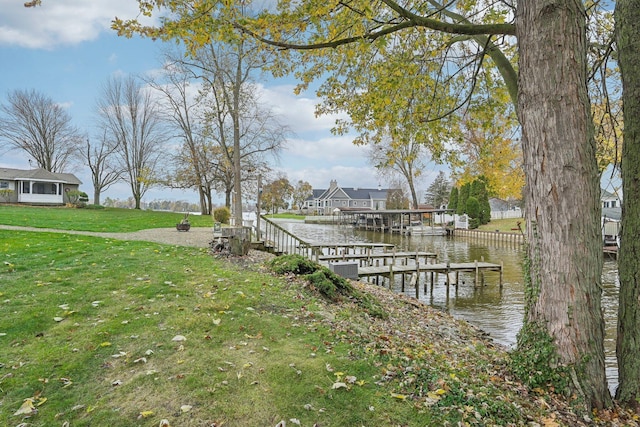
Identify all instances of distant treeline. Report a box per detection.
[103,197,202,213]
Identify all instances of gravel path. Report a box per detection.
[0,225,216,248]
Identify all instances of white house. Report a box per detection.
[0,167,82,205]
[303,180,389,215]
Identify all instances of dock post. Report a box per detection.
[412,272,419,299]
[389,264,394,290]
[474,260,479,288]
[500,261,504,288]
[445,262,450,287]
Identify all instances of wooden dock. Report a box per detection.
[318,250,438,266]
[358,260,503,288]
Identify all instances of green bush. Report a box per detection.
[0,189,14,202]
[268,254,318,275]
[66,190,89,206]
[267,254,387,319]
[213,206,231,224]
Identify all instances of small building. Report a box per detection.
[303,180,389,215]
[0,167,82,205]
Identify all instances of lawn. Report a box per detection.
[477,217,524,233]
[0,205,213,232]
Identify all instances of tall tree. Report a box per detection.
[367,132,429,209]
[84,133,121,206]
[185,38,288,225]
[261,176,293,214]
[146,55,211,214]
[424,171,450,208]
[111,0,612,410]
[291,180,313,212]
[615,0,640,409]
[0,89,83,172]
[96,76,168,209]
[516,0,610,408]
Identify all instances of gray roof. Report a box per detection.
[602,207,621,221]
[0,167,82,185]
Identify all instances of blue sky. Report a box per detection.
[0,0,442,205]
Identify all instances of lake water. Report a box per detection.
[273,219,620,394]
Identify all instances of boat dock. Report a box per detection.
[317,250,438,266]
[308,243,503,298]
[357,259,503,291]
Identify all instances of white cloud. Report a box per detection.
[286,135,364,164]
[0,0,155,49]
[257,83,347,133]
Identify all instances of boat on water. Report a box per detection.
[403,221,447,236]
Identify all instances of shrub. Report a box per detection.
[0,189,14,203]
[267,254,387,319]
[213,206,231,224]
[66,190,89,206]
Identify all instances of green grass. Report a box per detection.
[0,205,212,232]
[477,218,524,233]
[264,213,306,220]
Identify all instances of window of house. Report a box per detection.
[22,182,30,193]
[0,181,8,189]
[611,201,617,208]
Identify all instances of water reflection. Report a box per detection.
[274,219,619,393]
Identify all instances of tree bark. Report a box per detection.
[516,0,611,409]
[615,0,640,409]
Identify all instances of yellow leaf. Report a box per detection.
[139,410,154,418]
[391,393,408,400]
[14,398,36,416]
[426,391,442,401]
[100,342,112,347]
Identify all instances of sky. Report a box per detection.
[0,0,445,206]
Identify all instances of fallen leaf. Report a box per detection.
[180,405,192,413]
[172,335,186,342]
[139,410,154,418]
[14,398,36,416]
[332,382,347,389]
[159,419,171,427]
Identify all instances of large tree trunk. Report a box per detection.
[516,0,611,409]
[615,0,640,409]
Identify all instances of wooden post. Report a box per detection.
[389,264,394,290]
[500,261,504,288]
[445,262,450,287]
[412,272,419,299]
[474,260,479,288]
